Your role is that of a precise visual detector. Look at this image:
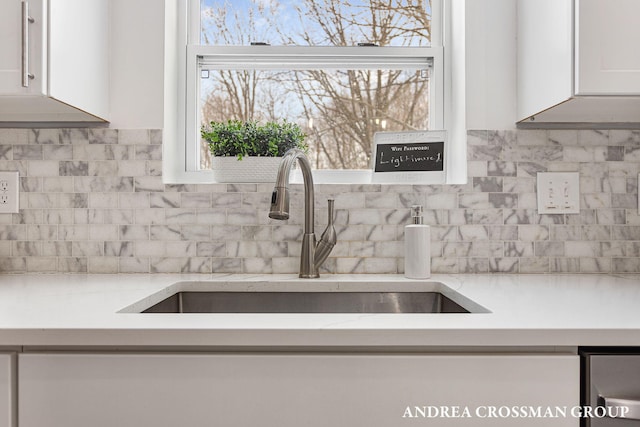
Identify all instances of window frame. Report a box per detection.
[166,0,460,185]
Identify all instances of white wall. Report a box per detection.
[465,0,517,130]
[107,0,518,130]
[109,0,165,129]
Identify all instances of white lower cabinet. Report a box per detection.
[0,353,15,427]
[19,353,579,427]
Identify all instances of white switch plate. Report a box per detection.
[0,171,19,214]
[537,172,580,214]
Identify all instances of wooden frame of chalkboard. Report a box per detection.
[371,130,446,183]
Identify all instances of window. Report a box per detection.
[166,0,464,184]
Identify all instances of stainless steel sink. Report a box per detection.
[141,291,471,314]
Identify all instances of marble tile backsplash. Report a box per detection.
[0,128,638,274]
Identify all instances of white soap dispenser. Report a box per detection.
[404,205,431,279]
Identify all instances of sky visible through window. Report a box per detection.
[199,0,432,170]
[201,0,431,46]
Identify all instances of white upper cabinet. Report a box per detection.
[576,0,640,95]
[517,0,640,125]
[0,0,46,96]
[0,0,109,122]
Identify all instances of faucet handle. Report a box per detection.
[314,198,337,270]
[326,198,335,221]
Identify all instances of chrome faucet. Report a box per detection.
[269,148,336,278]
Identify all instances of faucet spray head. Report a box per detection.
[268,187,290,220]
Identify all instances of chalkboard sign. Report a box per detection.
[371,131,446,183]
[374,142,444,172]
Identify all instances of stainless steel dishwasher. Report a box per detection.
[581,348,640,427]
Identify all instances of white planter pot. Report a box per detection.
[211,156,282,183]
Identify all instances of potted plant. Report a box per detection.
[201,120,308,183]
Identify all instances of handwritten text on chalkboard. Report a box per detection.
[374,142,444,172]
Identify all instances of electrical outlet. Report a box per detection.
[537,172,580,214]
[0,171,19,214]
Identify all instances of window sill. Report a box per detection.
[162,168,450,185]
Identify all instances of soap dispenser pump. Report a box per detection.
[404,205,431,279]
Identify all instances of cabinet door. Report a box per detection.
[19,353,579,427]
[0,354,15,427]
[0,0,45,96]
[576,0,640,95]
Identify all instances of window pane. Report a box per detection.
[199,67,430,170]
[200,0,432,47]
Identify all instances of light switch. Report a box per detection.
[537,172,580,214]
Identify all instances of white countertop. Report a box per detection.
[1,273,639,348]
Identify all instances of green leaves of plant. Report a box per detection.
[201,120,308,160]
